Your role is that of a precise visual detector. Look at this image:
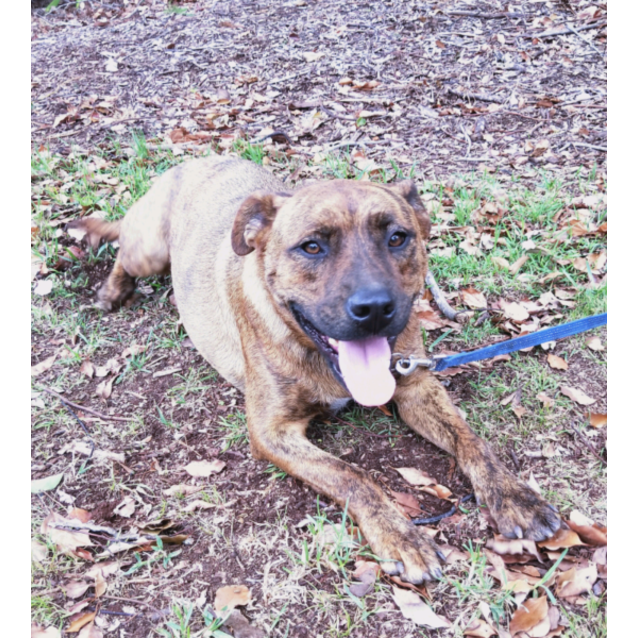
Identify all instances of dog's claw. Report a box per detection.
[432,566,443,580]
[514,525,523,539]
[436,549,447,563]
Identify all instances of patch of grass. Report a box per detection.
[218,413,249,451]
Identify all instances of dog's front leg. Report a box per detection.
[245,399,444,584]
[394,369,561,541]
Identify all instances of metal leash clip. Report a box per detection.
[392,353,440,376]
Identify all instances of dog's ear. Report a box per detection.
[387,180,431,240]
[231,191,292,256]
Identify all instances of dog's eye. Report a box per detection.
[301,241,322,255]
[388,232,407,248]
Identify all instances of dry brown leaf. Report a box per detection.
[390,490,422,517]
[510,596,548,634]
[69,508,92,523]
[422,484,453,500]
[394,467,436,487]
[536,392,554,408]
[79,360,95,378]
[417,307,449,331]
[114,496,136,518]
[486,535,542,561]
[509,255,529,275]
[537,528,583,550]
[121,344,148,358]
[78,621,103,638]
[31,353,58,377]
[560,386,596,406]
[34,279,53,296]
[556,563,597,598]
[95,377,114,401]
[463,618,497,637]
[214,584,251,613]
[461,287,487,309]
[491,256,510,270]
[565,520,607,546]
[61,580,91,599]
[66,612,97,633]
[438,544,470,563]
[184,459,226,477]
[31,539,48,564]
[41,512,94,554]
[183,499,217,512]
[391,586,451,628]
[585,336,604,351]
[94,571,107,598]
[589,413,607,428]
[502,302,529,322]
[31,627,62,638]
[547,354,568,370]
[349,561,379,597]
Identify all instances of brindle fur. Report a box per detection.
[70,155,560,585]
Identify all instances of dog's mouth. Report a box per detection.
[290,305,397,407]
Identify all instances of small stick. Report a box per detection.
[425,271,459,321]
[572,142,607,152]
[570,423,607,466]
[565,22,606,61]
[523,19,606,39]
[42,387,130,422]
[449,88,504,104]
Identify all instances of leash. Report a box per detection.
[393,312,607,375]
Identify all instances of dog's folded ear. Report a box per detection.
[387,180,431,241]
[231,191,292,255]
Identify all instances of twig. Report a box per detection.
[572,142,607,152]
[449,88,505,104]
[42,387,130,422]
[570,423,607,466]
[523,19,606,39]
[565,23,606,60]
[101,595,155,609]
[501,111,542,121]
[425,271,459,321]
[447,10,526,19]
[56,399,95,469]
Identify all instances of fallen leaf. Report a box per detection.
[394,467,436,487]
[66,612,96,633]
[422,484,454,500]
[79,360,95,378]
[121,344,148,358]
[34,279,53,296]
[509,255,529,274]
[585,336,604,351]
[78,621,103,638]
[41,513,94,554]
[463,618,497,637]
[537,528,583,550]
[461,288,487,309]
[547,354,568,370]
[113,496,136,518]
[31,627,61,638]
[526,472,542,495]
[94,570,107,597]
[349,561,378,597]
[491,256,510,270]
[555,563,597,598]
[61,579,91,599]
[390,490,422,517]
[560,386,596,406]
[214,584,251,613]
[502,302,529,322]
[184,459,226,477]
[536,392,554,408]
[417,307,448,330]
[31,353,58,376]
[486,535,542,561]
[31,471,64,493]
[183,499,217,512]
[31,540,48,564]
[565,520,607,546]
[163,484,204,497]
[391,586,451,628]
[589,413,607,428]
[510,596,549,634]
[95,377,114,401]
[302,51,324,62]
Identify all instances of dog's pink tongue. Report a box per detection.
[338,337,396,407]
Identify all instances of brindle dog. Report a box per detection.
[71,155,560,584]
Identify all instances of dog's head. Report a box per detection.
[231,179,430,406]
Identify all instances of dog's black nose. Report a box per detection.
[346,287,396,333]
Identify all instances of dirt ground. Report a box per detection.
[31,2,607,637]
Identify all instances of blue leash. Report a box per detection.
[394,313,607,375]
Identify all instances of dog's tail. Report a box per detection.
[67,218,122,250]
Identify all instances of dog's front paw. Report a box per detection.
[481,477,561,542]
[360,513,444,584]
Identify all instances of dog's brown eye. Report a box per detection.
[302,241,321,255]
[388,232,407,248]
